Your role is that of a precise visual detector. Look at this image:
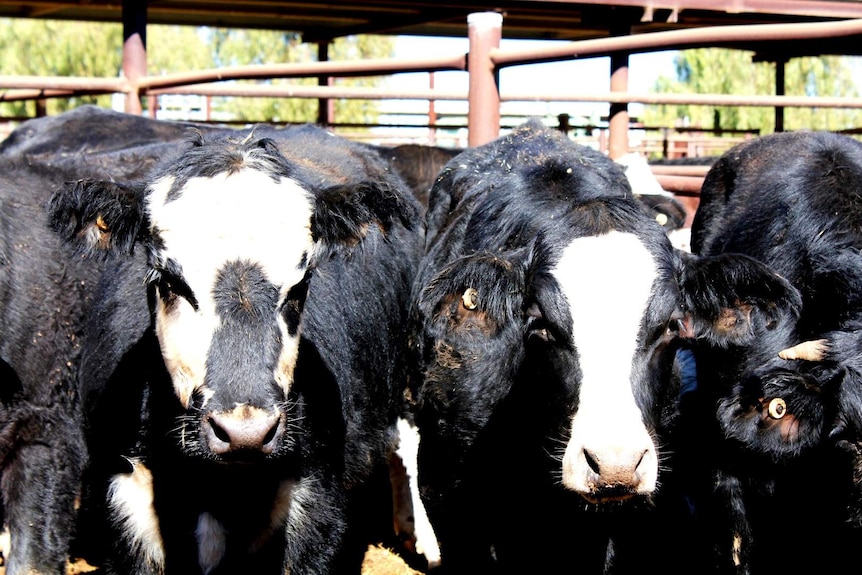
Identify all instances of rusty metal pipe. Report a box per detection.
[491,18,862,67]
[656,175,706,194]
[467,11,502,147]
[136,55,468,91]
[0,76,126,92]
[148,82,862,110]
[650,165,712,176]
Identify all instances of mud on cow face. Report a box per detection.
[144,142,315,459]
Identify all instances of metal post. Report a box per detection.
[429,72,437,145]
[467,11,502,147]
[317,42,334,126]
[608,50,630,160]
[775,58,786,132]
[122,0,147,116]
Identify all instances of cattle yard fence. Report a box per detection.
[1,15,861,203]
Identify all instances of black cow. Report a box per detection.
[48,124,424,574]
[407,120,803,574]
[0,157,111,575]
[685,130,862,574]
[0,106,226,575]
[373,139,690,232]
[0,104,227,172]
[373,143,461,210]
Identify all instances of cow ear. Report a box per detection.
[678,251,802,346]
[419,250,527,337]
[47,179,148,257]
[311,180,417,249]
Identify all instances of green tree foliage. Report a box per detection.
[0,17,392,125]
[148,26,215,75]
[209,29,394,124]
[642,48,862,133]
[0,18,122,116]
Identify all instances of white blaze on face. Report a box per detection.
[147,168,316,407]
[555,231,659,498]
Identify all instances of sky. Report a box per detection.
[383,35,680,133]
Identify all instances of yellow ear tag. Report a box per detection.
[461,287,478,310]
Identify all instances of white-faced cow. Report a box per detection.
[48,124,424,574]
[684,130,862,574]
[407,120,803,574]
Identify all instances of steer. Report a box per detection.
[407,120,802,574]
[0,157,110,575]
[372,141,689,232]
[0,105,228,178]
[685,130,862,574]
[48,124,424,574]
[0,106,225,575]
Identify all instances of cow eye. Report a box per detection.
[529,324,554,342]
[152,269,198,310]
[526,304,556,343]
[281,271,311,336]
[665,309,688,338]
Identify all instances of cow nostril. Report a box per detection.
[583,449,601,475]
[208,417,231,444]
[205,409,283,456]
[262,422,278,446]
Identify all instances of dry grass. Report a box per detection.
[362,545,426,575]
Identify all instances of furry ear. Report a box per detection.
[678,251,802,347]
[310,180,417,247]
[419,250,528,338]
[47,179,148,257]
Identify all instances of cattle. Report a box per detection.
[373,138,690,234]
[406,120,804,574]
[685,130,862,574]
[0,104,227,172]
[373,143,461,210]
[47,123,425,574]
[0,156,114,575]
[616,151,689,233]
[0,106,227,575]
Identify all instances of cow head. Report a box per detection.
[416,198,690,504]
[414,192,809,505]
[49,130,415,462]
[677,250,813,457]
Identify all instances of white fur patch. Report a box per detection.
[146,169,316,403]
[0,526,9,565]
[196,512,226,574]
[107,459,165,572]
[555,231,659,495]
[284,476,319,542]
[615,152,669,198]
[396,418,441,567]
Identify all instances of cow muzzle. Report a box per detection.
[561,429,658,504]
[204,405,284,458]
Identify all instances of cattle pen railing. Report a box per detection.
[1,15,862,198]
